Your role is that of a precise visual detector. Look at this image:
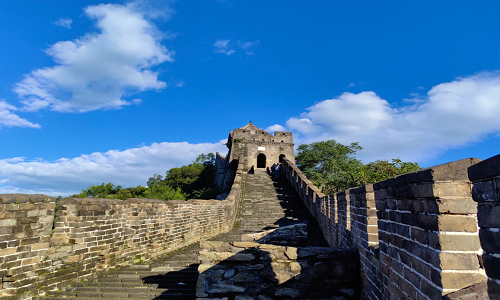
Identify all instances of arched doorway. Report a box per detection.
[279,154,286,163]
[257,153,266,168]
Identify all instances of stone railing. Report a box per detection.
[0,161,245,299]
[281,157,488,299]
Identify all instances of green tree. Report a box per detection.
[72,182,121,198]
[113,186,148,200]
[296,140,365,194]
[363,159,421,184]
[296,140,421,194]
[144,182,185,200]
[161,153,219,199]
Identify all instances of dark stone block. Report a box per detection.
[483,253,500,280]
[394,175,406,186]
[401,213,418,226]
[469,154,500,182]
[472,181,497,203]
[479,229,500,254]
[478,203,500,228]
[417,214,439,231]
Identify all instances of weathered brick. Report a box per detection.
[433,182,472,198]
[428,198,477,214]
[429,233,480,251]
[21,257,41,266]
[438,215,478,232]
[439,252,481,270]
[439,272,486,289]
[0,248,17,256]
[31,242,50,250]
[0,219,17,226]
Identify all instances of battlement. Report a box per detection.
[281,156,500,299]
[229,123,293,145]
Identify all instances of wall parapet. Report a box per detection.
[0,161,245,299]
[281,157,487,300]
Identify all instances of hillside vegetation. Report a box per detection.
[71,153,220,200]
[295,140,421,194]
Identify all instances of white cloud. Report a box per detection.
[14,2,175,113]
[214,39,235,55]
[0,141,227,196]
[127,0,177,20]
[265,124,287,134]
[237,40,259,55]
[278,72,500,163]
[347,82,355,88]
[53,18,73,29]
[0,100,40,129]
[176,80,185,87]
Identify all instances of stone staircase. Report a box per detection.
[34,169,324,300]
[34,244,201,300]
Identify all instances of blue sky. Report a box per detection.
[1,0,500,196]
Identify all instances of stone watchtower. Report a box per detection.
[214,122,295,191]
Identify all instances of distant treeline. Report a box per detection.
[71,153,220,201]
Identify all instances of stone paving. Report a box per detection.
[34,169,325,300]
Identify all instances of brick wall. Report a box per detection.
[349,184,382,299]
[282,157,487,300]
[374,158,485,299]
[0,161,245,299]
[468,154,500,297]
[337,190,352,249]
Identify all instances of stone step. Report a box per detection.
[34,294,196,300]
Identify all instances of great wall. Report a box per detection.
[1,123,500,300]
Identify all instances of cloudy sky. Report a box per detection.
[1,0,500,196]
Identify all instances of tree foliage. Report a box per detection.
[72,153,220,201]
[296,140,421,194]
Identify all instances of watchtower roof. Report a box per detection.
[239,122,262,131]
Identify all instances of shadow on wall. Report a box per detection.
[196,241,361,300]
